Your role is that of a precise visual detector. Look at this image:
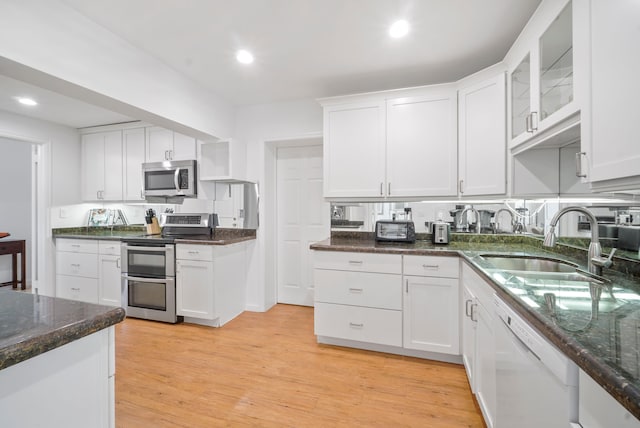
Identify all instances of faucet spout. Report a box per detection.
[543,206,603,275]
[460,207,481,234]
[493,208,515,234]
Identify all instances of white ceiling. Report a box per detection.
[0,0,542,127]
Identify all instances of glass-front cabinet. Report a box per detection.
[509,0,578,149]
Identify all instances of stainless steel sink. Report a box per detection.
[479,255,579,273]
[495,270,608,285]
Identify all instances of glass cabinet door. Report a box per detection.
[539,1,573,121]
[511,54,531,138]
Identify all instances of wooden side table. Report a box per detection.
[0,240,26,290]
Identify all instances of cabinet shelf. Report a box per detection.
[199,140,246,182]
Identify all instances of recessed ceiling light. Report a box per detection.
[389,20,410,38]
[15,96,38,106]
[236,49,254,64]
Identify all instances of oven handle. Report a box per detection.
[122,275,170,284]
[122,245,172,253]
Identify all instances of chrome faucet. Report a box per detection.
[493,208,514,233]
[543,206,616,276]
[460,206,481,234]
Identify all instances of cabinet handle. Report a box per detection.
[422,264,439,269]
[170,150,174,160]
[349,322,364,328]
[465,299,472,317]
[140,189,145,199]
[71,287,80,291]
[525,114,533,133]
[470,303,478,322]
[530,111,538,131]
[459,179,464,194]
[388,182,391,195]
[70,263,80,267]
[71,244,81,248]
[348,260,363,265]
[575,152,587,178]
[405,278,409,293]
[188,250,200,254]
[116,258,121,268]
[164,150,169,160]
[380,182,383,196]
[348,287,363,293]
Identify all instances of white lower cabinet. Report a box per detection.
[314,251,403,347]
[461,262,496,428]
[56,239,99,304]
[579,369,640,428]
[56,239,122,307]
[403,255,460,355]
[176,242,247,327]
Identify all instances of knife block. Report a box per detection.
[146,217,161,235]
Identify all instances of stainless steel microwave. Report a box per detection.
[142,160,197,198]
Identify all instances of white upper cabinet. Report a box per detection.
[145,126,196,162]
[323,100,386,198]
[122,128,145,201]
[386,89,457,197]
[577,0,640,191]
[199,139,247,182]
[81,130,123,201]
[458,72,507,196]
[507,0,579,152]
[321,85,457,199]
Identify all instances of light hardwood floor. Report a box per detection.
[115,304,485,427]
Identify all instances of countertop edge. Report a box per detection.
[311,241,640,421]
[0,306,125,371]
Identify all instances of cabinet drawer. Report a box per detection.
[314,302,402,347]
[176,244,214,261]
[314,269,401,310]
[56,252,98,278]
[56,239,98,254]
[98,240,121,256]
[403,255,459,278]
[56,275,99,304]
[314,251,401,274]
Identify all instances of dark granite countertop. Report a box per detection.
[52,227,256,245]
[310,233,640,420]
[0,290,125,370]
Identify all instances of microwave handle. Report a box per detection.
[174,168,181,192]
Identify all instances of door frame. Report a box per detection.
[263,133,323,309]
[0,130,51,295]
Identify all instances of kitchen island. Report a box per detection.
[311,232,640,425]
[0,289,125,428]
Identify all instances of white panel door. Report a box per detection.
[123,128,146,201]
[323,101,386,198]
[458,73,506,196]
[403,275,460,355]
[462,283,477,392]
[386,89,458,197]
[172,132,197,161]
[81,133,105,201]
[176,259,214,319]
[145,126,173,162]
[102,130,123,201]
[98,255,121,307]
[277,145,329,306]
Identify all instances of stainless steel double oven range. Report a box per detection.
[120,213,217,323]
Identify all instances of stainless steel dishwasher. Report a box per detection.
[494,296,581,427]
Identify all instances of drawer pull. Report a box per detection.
[349,322,364,328]
[70,263,80,267]
[71,287,80,291]
[188,251,200,254]
[348,260,363,265]
[348,288,363,293]
[422,264,439,269]
[71,244,81,248]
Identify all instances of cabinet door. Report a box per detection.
[586,0,640,187]
[146,126,174,162]
[403,275,459,355]
[323,101,386,198]
[172,132,197,161]
[123,128,146,201]
[458,74,506,196]
[176,259,214,319]
[475,302,496,428]
[81,133,105,201]
[99,255,122,307]
[101,130,123,200]
[386,90,458,197]
[461,283,477,392]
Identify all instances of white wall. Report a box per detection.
[235,98,323,311]
[0,138,31,284]
[0,0,233,140]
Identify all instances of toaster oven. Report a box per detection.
[375,220,416,243]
